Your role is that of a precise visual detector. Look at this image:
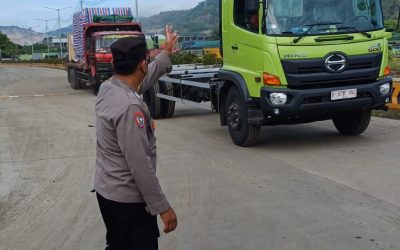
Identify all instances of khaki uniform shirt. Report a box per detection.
[95,52,172,215]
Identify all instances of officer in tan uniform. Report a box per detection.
[95,25,178,250]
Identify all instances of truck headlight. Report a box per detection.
[269,93,287,105]
[380,83,391,95]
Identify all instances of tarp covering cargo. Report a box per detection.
[73,7,132,61]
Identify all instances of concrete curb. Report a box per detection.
[0,63,66,70]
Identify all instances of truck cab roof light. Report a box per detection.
[263,73,281,86]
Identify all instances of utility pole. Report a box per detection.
[44,6,71,58]
[36,18,56,59]
[29,27,34,60]
[135,0,139,22]
[81,0,83,11]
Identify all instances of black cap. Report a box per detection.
[110,36,147,65]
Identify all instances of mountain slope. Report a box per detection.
[0,26,45,45]
[141,0,219,35]
[48,26,73,37]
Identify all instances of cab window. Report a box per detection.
[234,0,260,33]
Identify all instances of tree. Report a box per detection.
[0,32,18,57]
[385,19,398,30]
[382,0,400,20]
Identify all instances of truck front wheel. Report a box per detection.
[333,110,371,136]
[226,87,260,147]
[70,69,80,90]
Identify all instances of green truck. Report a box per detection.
[145,0,398,146]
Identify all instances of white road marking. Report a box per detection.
[0,93,84,99]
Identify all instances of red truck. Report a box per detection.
[67,8,142,94]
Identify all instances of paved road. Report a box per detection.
[1,67,400,250]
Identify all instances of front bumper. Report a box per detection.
[251,78,392,124]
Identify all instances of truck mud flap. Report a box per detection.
[387,79,400,110]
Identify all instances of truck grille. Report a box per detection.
[96,63,113,72]
[281,53,382,90]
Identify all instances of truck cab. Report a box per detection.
[217,0,394,146]
[67,9,142,94]
[88,31,142,86]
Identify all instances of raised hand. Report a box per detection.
[163,24,179,56]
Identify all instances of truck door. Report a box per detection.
[222,0,264,97]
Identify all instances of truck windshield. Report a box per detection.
[96,34,135,53]
[265,0,384,36]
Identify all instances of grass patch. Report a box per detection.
[389,57,400,76]
[373,110,400,120]
[389,59,399,71]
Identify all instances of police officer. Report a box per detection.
[95,25,179,250]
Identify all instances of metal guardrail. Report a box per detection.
[388,78,400,110]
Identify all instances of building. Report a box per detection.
[50,37,68,47]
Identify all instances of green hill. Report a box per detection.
[141,0,218,35]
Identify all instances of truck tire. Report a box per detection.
[67,68,72,84]
[70,69,80,90]
[143,82,162,119]
[333,110,371,136]
[226,87,261,147]
[160,81,175,118]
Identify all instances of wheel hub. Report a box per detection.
[227,102,241,131]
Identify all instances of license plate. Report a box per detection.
[331,89,357,101]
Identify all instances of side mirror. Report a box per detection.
[151,35,159,49]
[387,9,400,32]
[246,0,259,13]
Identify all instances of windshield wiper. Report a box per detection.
[335,26,372,38]
[293,22,343,43]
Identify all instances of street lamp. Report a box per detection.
[29,28,34,58]
[36,18,57,59]
[44,6,71,58]
[135,0,139,22]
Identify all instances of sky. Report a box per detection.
[0,0,203,32]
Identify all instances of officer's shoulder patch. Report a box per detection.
[134,111,145,128]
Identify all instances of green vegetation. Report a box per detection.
[18,44,60,55]
[1,32,62,59]
[171,53,202,64]
[0,32,18,57]
[373,110,400,120]
[203,53,222,65]
[390,58,400,73]
[170,52,222,65]
[382,0,400,20]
